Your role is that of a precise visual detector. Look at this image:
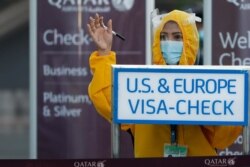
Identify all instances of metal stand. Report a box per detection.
[243,126,250,155]
[111,121,120,158]
[243,73,250,155]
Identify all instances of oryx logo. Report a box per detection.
[111,0,134,11]
[227,157,236,166]
[227,0,250,10]
[97,160,106,167]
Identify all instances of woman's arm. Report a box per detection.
[201,125,242,149]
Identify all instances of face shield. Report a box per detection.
[150,9,202,65]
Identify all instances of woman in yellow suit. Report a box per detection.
[87,10,242,157]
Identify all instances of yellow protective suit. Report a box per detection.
[88,10,242,157]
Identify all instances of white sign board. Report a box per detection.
[112,65,248,125]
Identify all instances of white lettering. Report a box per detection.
[48,0,110,8]
[43,64,88,77]
[48,0,62,8]
[219,32,238,49]
[240,3,250,10]
[219,148,243,155]
[43,92,92,105]
[43,29,91,46]
[54,105,82,117]
[219,52,250,65]
[43,29,54,46]
[238,36,247,49]
[74,161,100,167]
[205,158,228,166]
[219,31,250,49]
[234,135,243,144]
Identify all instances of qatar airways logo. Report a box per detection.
[227,0,250,10]
[204,157,236,167]
[48,0,134,12]
[74,160,106,167]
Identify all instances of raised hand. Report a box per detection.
[87,13,113,56]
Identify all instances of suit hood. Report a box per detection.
[152,10,199,65]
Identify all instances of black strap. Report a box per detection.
[127,129,134,148]
[170,125,177,145]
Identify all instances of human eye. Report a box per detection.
[174,33,183,41]
[160,33,168,41]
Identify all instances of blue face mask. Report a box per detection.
[160,41,183,65]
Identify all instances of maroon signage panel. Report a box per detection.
[212,0,250,65]
[37,0,146,158]
[212,0,250,155]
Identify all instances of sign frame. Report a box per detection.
[112,65,249,126]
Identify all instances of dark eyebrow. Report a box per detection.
[172,32,182,35]
[160,32,182,35]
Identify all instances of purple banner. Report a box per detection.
[212,0,250,65]
[211,0,250,155]
[37,0,146,158]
